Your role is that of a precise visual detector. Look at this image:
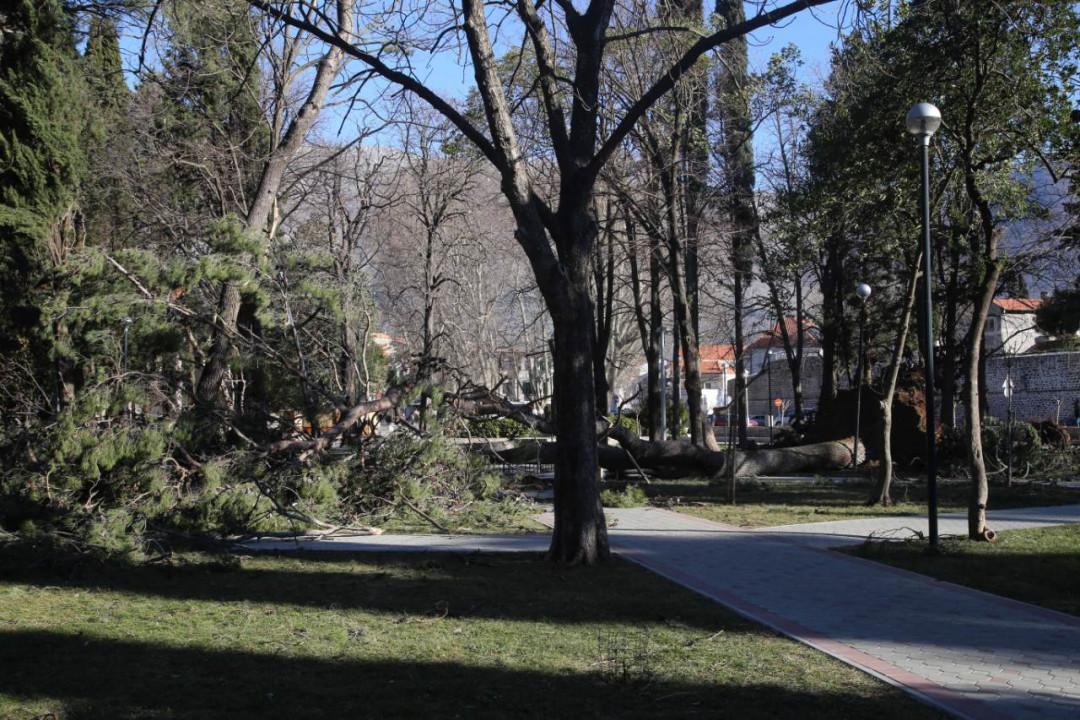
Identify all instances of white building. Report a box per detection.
[984,298,1044,355]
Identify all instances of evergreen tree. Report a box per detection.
[1036,280,1080,336]
[0,0,87,391]
[82,16,127,115]
[80,15,131,249]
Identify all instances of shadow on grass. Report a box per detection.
[0,629,942,720]
[0,542,736,630]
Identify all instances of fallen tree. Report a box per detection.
[479,427,862,479]
[266,381,861,479]
[605,426,861,478]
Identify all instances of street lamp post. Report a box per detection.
[658,328,667,440]
[853,283,872,467]
[1003,359,1014,489]
[767,347,774,443]
[907,102,942,548]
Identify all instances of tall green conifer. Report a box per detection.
[0,0,87,357]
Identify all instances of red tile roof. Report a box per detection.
[699,344,735,374]
[746,317,820,351]
[992,298,1042,313]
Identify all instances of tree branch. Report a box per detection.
[588,0,836,180]
[247,0,505,173]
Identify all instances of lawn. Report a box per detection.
[0,542,945,720]
[642,478,1080,528]
[846,524,1080,618]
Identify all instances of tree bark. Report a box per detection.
[548,288,610,564]
[966,261,999,539]
[869,253,921,506]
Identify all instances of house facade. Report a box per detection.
[984,298,1044,355]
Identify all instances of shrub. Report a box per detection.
[981,418,1042,469]
[463,416,538,439]
[601,484,648,508]
[608,413,640,436]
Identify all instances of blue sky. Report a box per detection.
[117,1,847,145]
[356,2,845,111]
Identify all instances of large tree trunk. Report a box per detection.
[548,289,610,565]
[195,281,243,407]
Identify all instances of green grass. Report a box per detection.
[846,524,1080,618]
[642,478,1080,528]
[0,543,945,720]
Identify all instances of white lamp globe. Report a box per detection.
[855,283,872,301]
[906,102,942,136]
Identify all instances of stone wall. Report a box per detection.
[985,351,1080,424]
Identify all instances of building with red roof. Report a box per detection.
[985,297,1044,355]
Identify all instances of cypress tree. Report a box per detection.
[83,16,128,115]
[0,0,87,357]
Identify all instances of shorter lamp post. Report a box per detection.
[853,283,872,467]
[907,101,942,547]
[1003,369,1014,489]
[766,346,775,443]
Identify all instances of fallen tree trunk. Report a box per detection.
[483,428,862,479]
[732,439,862,477]
[606,425,860,478]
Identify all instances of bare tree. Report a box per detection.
[195,0,356,408]
[250,0,836,563]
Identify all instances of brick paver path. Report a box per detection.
[248,504,1080,719]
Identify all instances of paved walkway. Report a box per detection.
[247,504,1080,719]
